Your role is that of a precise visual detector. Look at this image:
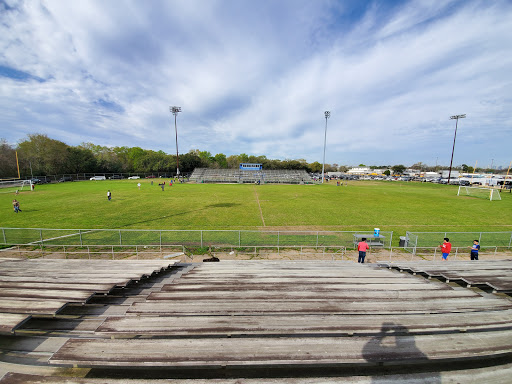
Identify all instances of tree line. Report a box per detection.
[0,134,334,178]
[0,134,499,179]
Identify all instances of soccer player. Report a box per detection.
[469,240,480,260]
[439,238,452,261]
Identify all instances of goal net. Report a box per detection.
[457,185,501,201]
[0,179,33,194]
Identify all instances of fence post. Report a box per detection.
[201,230,203,248]
[119,230,122,245]
[239,231,241,247]
[79,230,83,246]
[136,245,138,260]
[87,246,90,259]
[495,246,497,256]
[2,228,6,244]
[433,248,437,261]
[454,247,458,260]
[39,229,43,244]
[277,231,280,254]
[316,232,319,247]
[112,245,114,260]
[159,231,162,254]
[64,245,66,259]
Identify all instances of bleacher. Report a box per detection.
[1,260,511,382]
[189,168,314,184]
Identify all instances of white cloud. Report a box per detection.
[0,0,511,167]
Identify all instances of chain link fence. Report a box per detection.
[0,228,393,248]
[404,231,512,255]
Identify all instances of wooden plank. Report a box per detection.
[49,330,512,367]
[98,309,512,336]
[0,288,94,302]
[0,281,115,293]
[0,313,31,334]
[160,283,451,291]
[5,366,512,383]
[127,297,512,315]
[148,289,480,301]
[176,277,428,284]
[0,298,68,315]
[0,276,132,287]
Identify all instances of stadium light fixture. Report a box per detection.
[321,111,331,184]
[448,114,466,184]
[170,106,182,176]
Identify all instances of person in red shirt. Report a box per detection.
[358,238,370,263]
[439,238,452,260]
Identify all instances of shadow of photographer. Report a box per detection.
[362,322,441,383]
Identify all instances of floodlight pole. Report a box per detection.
[170,106,182,176]
[321,111,330,184]
[448,114,466,184]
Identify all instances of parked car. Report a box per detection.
[58,176,73,182]
[145,175,157,178]
[127,176,140,179]
[90,176,106,181]
[109,175,124,180]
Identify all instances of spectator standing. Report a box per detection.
[137,182,141,190]
[469,240,480,260]
[107,190,112,201]
[439,238,452,261]
[357,238,370,263]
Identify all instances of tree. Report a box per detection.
[338,165,348,173]
[65,147,97,173]
[16,134,70,175]
[0,139,18,178]
[309,161,322,173]
[391,164,406,175]
[383,170,391,176]
[214,153,228,168]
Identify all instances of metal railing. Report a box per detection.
[0,228,394,249]
[405,231,512,254]
[0,243,347,262]
[379,246,512,263]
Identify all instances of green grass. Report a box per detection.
[1,180,511,240]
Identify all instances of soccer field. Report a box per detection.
[1,179,511,237]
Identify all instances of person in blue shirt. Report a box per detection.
[469,240,480,260]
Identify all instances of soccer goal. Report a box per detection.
[457,185,502,201]
[0,179,33,194]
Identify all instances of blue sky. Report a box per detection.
[0,0,511,168]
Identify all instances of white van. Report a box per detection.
[90,176,106,181]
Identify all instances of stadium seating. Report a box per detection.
[189,168,314,184]
[0,260,511,381]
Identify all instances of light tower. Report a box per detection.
[170,106,182,176]
[321,111,331,184]
[448,114,466,184]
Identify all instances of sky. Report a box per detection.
[0,0,511,168]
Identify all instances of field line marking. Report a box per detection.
[253,186,266,227]
[26,230,98,245]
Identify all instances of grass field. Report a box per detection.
[1,180,511,238]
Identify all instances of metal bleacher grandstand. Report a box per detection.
[189,167,314,184]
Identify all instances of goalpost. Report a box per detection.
[457,185,501,201]
[0,179,33,194]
